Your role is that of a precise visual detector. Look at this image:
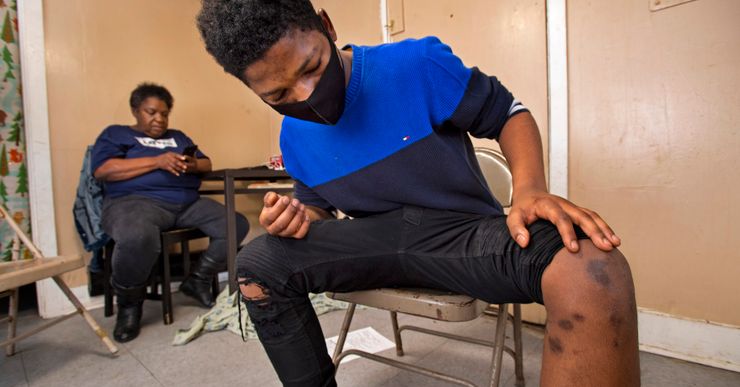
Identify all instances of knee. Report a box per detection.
[235,235,286,300]
[542,241,636,313]
[114,225,161,252]
[239,281,269,302]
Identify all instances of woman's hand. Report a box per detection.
[506,187,621,253]
[155,152,188,176]
[259,192,311,238]
[182,155,199,173]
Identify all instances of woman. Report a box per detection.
[91,83,248,343]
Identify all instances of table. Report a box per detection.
[200,167,293,293]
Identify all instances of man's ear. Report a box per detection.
[317,9,338,42]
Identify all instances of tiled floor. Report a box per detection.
[2,291,739,387]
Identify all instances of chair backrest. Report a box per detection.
[474,147,512,208]
[0,205,83,293]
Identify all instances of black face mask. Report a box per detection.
[268,34,346,125]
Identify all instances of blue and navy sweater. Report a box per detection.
[281,37,527,218]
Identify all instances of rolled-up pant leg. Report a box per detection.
[101,195,176,289]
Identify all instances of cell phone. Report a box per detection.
[182,145,198,157]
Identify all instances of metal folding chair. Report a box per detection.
[0,206,118,356]
[328,148,524,387]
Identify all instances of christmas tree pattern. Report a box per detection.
[2,12,15,43]
[7,111,20,145]
[2,45,13,81]
[1,10,13,44]
[0,144,8,177]
[15,160,26,197]
[0,0,30,261]
[0,178,7,207]
[2,243,11,262]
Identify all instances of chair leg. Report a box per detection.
[51,276,118,355]
[5,288,18,356]
[512,304,525,387]
[103,244,114,317]
[182,240,191,276]
[390,311,404,356]
[489,303,510,387]
[332,303,357,367]
[211,275,220,300]
[162,249,173,325]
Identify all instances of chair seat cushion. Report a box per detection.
[0,255,84,292]
[328,288,489,322]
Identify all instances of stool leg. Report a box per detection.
[103,244,113,317]
[182,240,190,277]
[489,303,510,387]
[162,248,173,325]
[5,288,18,356]
[512,304,525,387]
[211,275,220,300]
[390,311,404,356]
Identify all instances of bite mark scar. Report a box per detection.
[548,336,564,354]
[558,319,574,331]
[587,260,611,288]
[609,313,623,330]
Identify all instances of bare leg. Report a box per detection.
[540,240,639,387]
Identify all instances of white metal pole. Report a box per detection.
[546,0,569,198]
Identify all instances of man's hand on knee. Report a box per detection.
[507,188,622,253]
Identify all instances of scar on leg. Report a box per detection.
[548,336,564,354]
[557,319,574,331]
[587,260,611,287]
[609,312,623,330]
[572,313,585,322]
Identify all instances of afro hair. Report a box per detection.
[197,0,323,81]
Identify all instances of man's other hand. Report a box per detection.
[506,188,621,253]
[259,192,310,239]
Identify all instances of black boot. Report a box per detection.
[179,255,222,308]
[113,286,146,343]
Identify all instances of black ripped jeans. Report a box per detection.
[236,206,585,387]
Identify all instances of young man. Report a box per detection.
[197,1,639,386]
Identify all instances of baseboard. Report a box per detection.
[37,281,740,373]
[38,272,233,318]
[638,307,740,372]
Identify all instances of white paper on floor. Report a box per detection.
[325,326,396,364]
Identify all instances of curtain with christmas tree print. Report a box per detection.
[0,0,31,261]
